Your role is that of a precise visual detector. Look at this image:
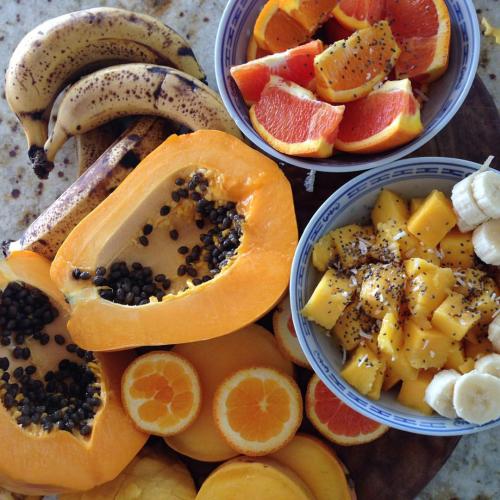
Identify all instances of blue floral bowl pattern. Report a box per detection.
[215,0,480,173]
[290,157,500,435]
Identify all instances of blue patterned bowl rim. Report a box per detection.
[289,157,500,436]
[215,0,481,173]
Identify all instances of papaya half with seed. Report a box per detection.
[0,251,147,496]
[50,130,298,351]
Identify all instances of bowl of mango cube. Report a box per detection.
[290,157,500,435]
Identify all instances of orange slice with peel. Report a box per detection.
[387,0,451,82]
[273,294,311,368]
[335,79,423,154]
[314,20,401,103]
[232,40,323,105]
[250,76,345,158]
[247,35,272,62]
[254,0,310,53]
[279,0,339,34]
[121,351,201,436]
[332,0,386,30]
[306,374,388,446]
[213,366,303,456]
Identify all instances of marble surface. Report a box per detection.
[0,1,498,499]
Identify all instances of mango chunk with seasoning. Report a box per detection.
[371,189,409,227]
[312,231,337,272]
[404,320,452,370]
[332,299,374,351]
[410,197,424,214]
[470,278,500,327]
[431,292,480,341]
[341,346,382,395]
[452,268,487,295]
[397,371,434,415]
[439,229,474,268]
[360,263,405,320]
[301,269,354,329]
[383,350,418,391]
[330,224,374,269]
[407,190,457,247]
[366,357,387,400]
[377,312,403,357]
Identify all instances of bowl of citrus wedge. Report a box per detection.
[215,0,480,172]
[290,157,500,435]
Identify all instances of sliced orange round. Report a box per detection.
[306,374,388,446]
[250,76,345,158]
[121,351,201,436]
[213,366,303,456]
[273,294,311,368]
[387,0,451,82]
[254,0,310,53]
[247,35,272,62]
[332,0,385,30]
[279,0,339,34]
[335,79,423,154]
[314,20,401,103]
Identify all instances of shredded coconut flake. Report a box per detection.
[304,169,316,193]
[456,277,465,286]
[358,238,369,255]
[405,248,416,257]
[393,230,407,241]
[430,350,436,358]
[359,330,372,340]
[422,339,430,350]
[358,354,369,367]
[413,87,429,102]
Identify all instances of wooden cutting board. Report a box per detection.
[175,76,499,500]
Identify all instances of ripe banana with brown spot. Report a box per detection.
[44,64,242,163]
[5,7,205,178]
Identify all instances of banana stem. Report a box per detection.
[28,145,54,180]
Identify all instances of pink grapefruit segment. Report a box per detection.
[231,40,324,105]
[250,76,344,158]
[335,79,423,154]
[332,0,385,30]
[306,374,388,446]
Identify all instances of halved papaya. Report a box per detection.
[0,251,147,496]
[50,130,297,351]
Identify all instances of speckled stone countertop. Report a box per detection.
[0,1,498,499]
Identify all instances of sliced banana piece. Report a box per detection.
[424,369,460,419]
[451,173,490,232]
[488,315,500,353]
[471,171,500,219]
[475,353,500,378]
[453,370,500,425]
[44,64,241,164]
[472,219,500,266]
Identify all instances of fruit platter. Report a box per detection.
[0,1,498,500]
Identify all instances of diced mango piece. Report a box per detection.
[458,357,475,374]
[407,190,457,247]
[439,229,474,268]
[360,263,405,319]
[431,292,481,341]
[404,320,452,370]
[301,269,354,329]
[452,269,487,296]
[410,197,424,214]
[404,257,440,278]
[377,312,403,357]
[410,245,442,266]
[371,189,409,227]
[341,346,382,395]
[332,300,374,351]
[383,351,418,391]
[397,371,434,415]
[367,357,386,400]
[444,341,466,371]
[470,279,500,327]
[464,337,495,361]
[330,224,373,269]
[312,231,337,272]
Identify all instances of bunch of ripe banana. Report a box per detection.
[5,7,241,259]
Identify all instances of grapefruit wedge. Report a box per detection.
[279,0,339,34]
[231,40,324,105]
[314,20,400,103]
[306,374,388,446]
[387,0,451,82]
[332,0,385,30]
[336,79,423,154]
[250,76,344,158]
[254,0,310,53]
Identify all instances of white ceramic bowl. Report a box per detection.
[215,0,480,172]
[290,157,500,435]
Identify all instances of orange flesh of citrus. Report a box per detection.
[333,0,386,29]
[280,0,340,33]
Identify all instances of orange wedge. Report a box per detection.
[254,0,310,53]
[332,0,386,30]
[335,79,423,154]
[387,0,451,82]
[121,351,201,436]
[247,35,272,61]
[213,366,303,456]
[250,76,345,158]
[306,374,388,445]
[279,0,339,34]
[314,20,401,103]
